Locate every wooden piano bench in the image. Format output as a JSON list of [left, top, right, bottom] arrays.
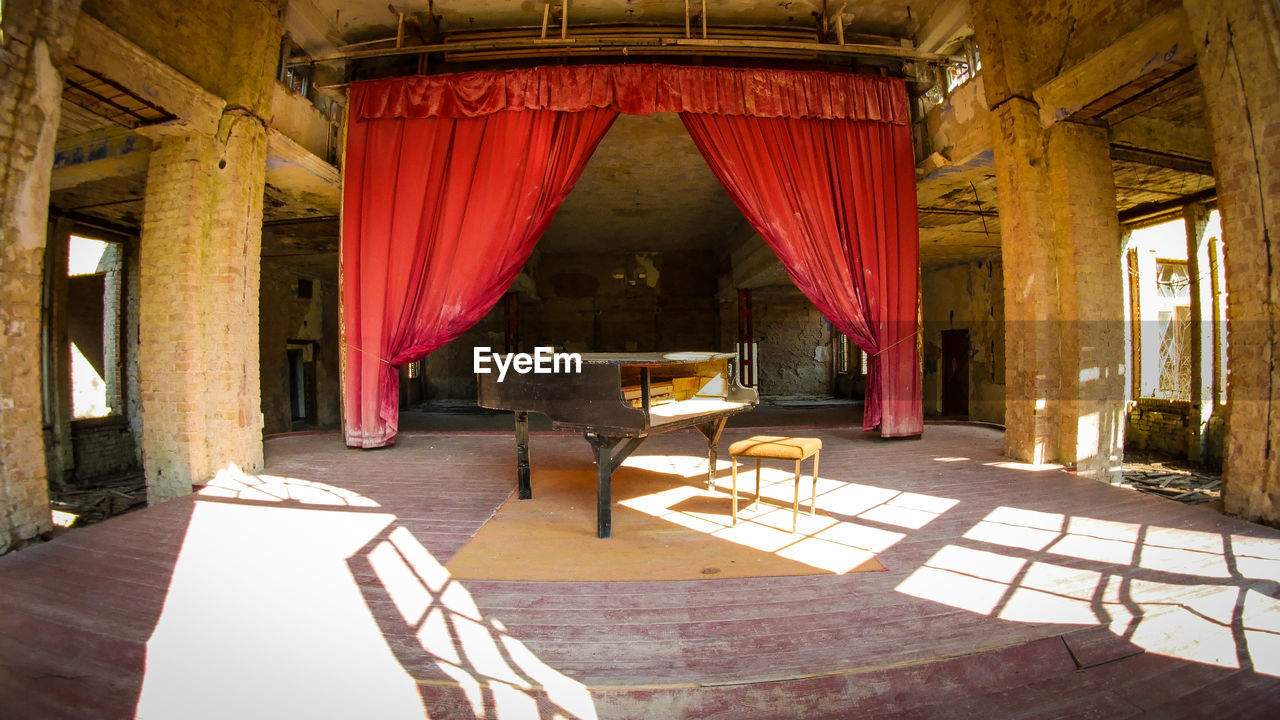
[[728, 436, 821, 533]]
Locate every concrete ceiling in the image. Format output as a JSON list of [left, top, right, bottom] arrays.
[[539, 112, 743, 255], [53, 1, 1220, 280]]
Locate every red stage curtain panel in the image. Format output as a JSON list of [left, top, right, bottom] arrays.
[[681, 112, 923, 437], [352, 64, 908, 124], [342, 103, 617, 447]]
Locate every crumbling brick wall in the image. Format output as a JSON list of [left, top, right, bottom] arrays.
[[1183, 0, 1280, 525], [1126, 399, 1191, 456], [0, 0, 82, 552], [70, 418, 139, 483]]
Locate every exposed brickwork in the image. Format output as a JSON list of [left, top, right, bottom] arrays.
[[1127, 399, 1192, 456], [70, 418, 139, 483], [1125, 398, 1226, 466], [975, 1, 1128, 480], [0, 0, 81, 552], [1047, 122, 1127, 482], [1184, 0, 1280, 525], [1024, 0, 1181, 90], [138, 119, 267, 503], [988, 97, 1062, 465]]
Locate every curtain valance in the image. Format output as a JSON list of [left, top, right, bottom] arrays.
[[351, 64, 908, 123]]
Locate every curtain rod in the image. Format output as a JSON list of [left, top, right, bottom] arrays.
[[291, 35, 959, 68]]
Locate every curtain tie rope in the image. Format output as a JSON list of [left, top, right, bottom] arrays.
[[870, 329, 921, 358], [341, 340, 395, 366]]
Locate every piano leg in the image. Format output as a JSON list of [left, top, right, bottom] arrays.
[[585, 433, 620, 539], [515, 411, 531, 499], [694, 417, 729, 491], [584, 432, 646, 539]]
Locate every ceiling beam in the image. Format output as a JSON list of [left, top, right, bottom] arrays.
[[264, 129, 341, 218], [1118, 187, 1216, 225], [914, 0, 972, 54], [1110, 144, 1213, 176], [1032, 7, 1192, 127], [51, 128, 153, 192], [1109, 114, 1212, 162], [70, 13, 225, 137]]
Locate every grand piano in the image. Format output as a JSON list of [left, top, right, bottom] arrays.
[[478, 352, 759, 538]]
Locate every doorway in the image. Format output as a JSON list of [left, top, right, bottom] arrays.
[[941, 329, 969, 418], [286, 340, 318, 428]]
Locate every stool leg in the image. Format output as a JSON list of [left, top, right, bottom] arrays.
[[792, 458, 801, 532], [810, 451, 819, 516], [753, 458, 761, 511], [731, 456, 738, 526]]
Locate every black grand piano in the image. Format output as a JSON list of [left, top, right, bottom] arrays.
[[478, 352, 759, 538]]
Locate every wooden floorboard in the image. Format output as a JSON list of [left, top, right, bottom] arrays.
[[2, 425, 1279, 718]]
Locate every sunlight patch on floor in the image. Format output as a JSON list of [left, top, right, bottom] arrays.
[[369, 527, 599, 719], [897, 505, 1280, 677], [200, 465, 380, 507], [615, 458, 956, 574], [135, 500, 423, 719]]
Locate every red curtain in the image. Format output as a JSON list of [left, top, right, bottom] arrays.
[[352, 65, 907, 122], [342, 105, 617, 447], [681, 113, 922, 437]]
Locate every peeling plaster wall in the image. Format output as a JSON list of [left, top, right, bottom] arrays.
[[527, 251, 721, 354], [259, 264, 340, 434], [922, 258, 1006, 426], [738, 286, 833, 399], [923, 75, 992, 165], [269, 83, 333, 160], [418, 306, 505, 402], [414, 251, 724, 403]]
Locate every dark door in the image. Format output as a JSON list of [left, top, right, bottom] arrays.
[[941, 329, 969, 418]]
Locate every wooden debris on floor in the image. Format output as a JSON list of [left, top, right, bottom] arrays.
[[49, 471, 147, 528], [1121, 452, 1221, 505]]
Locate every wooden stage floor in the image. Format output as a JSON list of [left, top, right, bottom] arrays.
[[2, 424, 1280, 718]]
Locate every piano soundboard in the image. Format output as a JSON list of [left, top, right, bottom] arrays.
[[477, 352, 759, 538]]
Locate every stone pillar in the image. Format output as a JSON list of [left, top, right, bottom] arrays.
[[989, 99, 1062, 466], [0, 0, 80, 552], [1184, 202, 1213, 464], [138, 117, 267, 503], [1047, 122, 1126, 482], [974, 0, 1126, 481], [1184, 0, 1280, 524]]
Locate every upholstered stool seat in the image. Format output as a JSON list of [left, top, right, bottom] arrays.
[[728, 435, 821, 532]]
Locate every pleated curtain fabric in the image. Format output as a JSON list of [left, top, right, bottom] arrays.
[[341, 105, 617, 447], [679, 113, 922, 436]]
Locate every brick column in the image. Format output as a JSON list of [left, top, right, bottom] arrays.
[[139, 116, 266, 503], [974, 0, 1126, 481], [0, 0, 80, 552], [1184, 202, 1213, 465], [1184, 0, 1280, 524], [1047, 122, 1126, 482], [989, 99, 1062, 465]]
